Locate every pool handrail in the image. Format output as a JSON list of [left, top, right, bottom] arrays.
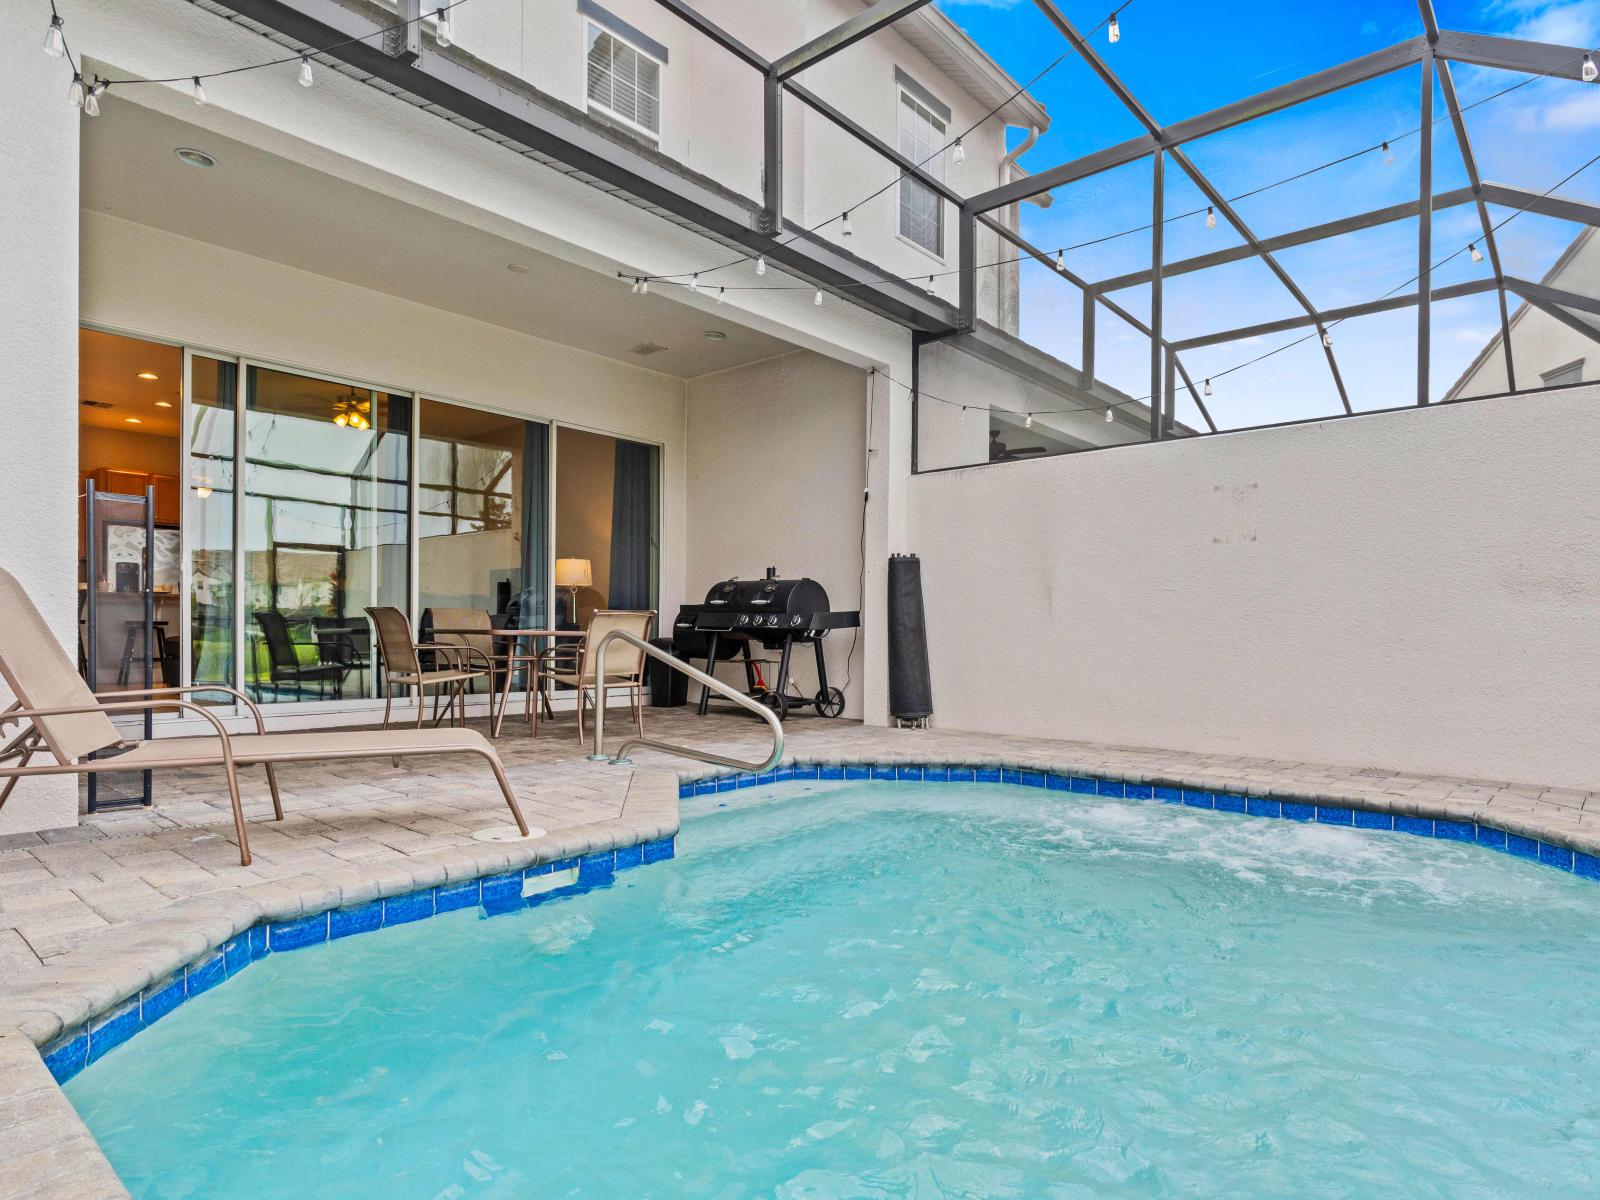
[[586, 630, 783, 773]]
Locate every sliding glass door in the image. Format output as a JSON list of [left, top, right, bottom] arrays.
[[242, 366, 410, 703], [553, 427, 659, 628], [417, 399, 548, 628]]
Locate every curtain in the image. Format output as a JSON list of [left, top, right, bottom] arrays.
[[608, 438, 656, 610], [517, 421, 550, 628]]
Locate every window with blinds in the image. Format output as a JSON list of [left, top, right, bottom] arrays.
[[586, 22, 661, 140], [898, 89, 947, 256]]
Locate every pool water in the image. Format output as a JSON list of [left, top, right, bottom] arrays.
[[68, 781, 1600, 1198]]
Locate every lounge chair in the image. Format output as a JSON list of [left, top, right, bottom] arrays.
[[0, 569, 529, 866]]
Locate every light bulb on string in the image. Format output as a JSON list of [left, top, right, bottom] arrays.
[[953, 138, 965, 165], [68, 73, 85, 108], [1024, 413, 1033, 429], [639, 278, 649, 295], [1107, 13, 1120, 43], [1321, 329, 1333, 348], [1469, 243, 1484, 265], [44, 14, 65, 58], [689, 273, 701, 293], [192, 76, 207, 106], [814, 289, 824, 306], [434, 7, 453, 47], [716, 287, 726, 306], [299, 55, 314, 87], [1104, 406, 1115, 422], [1204, 378, 1213, 397], [1205, 206, 1216, 229], [1054, 248, 1065, 272], [1583, 54, 1597, 83], [755, 255, 767, 276], [841, 211, 853, 237], [1381, 141, 1395, 165], [84, 79, 105, 117], [629, 277, 640, 294], [925, 276, 936, 295]]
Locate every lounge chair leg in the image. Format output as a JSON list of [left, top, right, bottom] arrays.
[[264, 763, 284, 821], [415, 684, 425, 730], [223, 759, 252, 867], [635, 685, 644, 737], [482, 752, 530, 837], [381, 689, 393, 731]]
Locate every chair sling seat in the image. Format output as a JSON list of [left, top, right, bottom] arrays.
[[113, 725, 493, 767]]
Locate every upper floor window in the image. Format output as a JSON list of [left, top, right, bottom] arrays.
[[586, 21, 661, 140], [898, 86, 947, 256]]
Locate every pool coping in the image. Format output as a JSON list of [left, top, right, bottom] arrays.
[[5, 750, 1597, 1198]]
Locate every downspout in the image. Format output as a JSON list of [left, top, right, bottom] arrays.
[[996, 126, 1045, 336], [1000, 126, 1051, 210]]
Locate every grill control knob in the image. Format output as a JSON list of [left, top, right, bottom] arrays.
[[737, 614, 749, 626], [790, 615, 803, 626], [767, 615, 779, 627]]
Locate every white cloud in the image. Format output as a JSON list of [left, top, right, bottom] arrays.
[[1488, 0, 1600, 48]]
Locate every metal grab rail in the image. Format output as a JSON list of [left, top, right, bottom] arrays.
[[585, 630, 783, 772]]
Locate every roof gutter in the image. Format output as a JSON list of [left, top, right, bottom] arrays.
[[1000, 126, 1052, 210]]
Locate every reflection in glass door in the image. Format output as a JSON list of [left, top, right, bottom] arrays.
[[188, 357, 237, 696], [243, 366, 409, 703]]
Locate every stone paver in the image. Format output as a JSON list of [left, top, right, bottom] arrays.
[[0, 705, 1596, 1197]]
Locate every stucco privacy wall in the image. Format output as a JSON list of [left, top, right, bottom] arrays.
[[0, 30, 80, 832], [909, 385, 1600, 791], [685, 352, 870, 717]]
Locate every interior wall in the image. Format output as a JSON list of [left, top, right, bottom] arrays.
[[555, 427, 617, 620], [686, 351, 869, 717], [79, 425, 181, 477], [909, 384, 1600, 790]]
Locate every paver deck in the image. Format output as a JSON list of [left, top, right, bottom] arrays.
[[1, 706, 1596, 1198]]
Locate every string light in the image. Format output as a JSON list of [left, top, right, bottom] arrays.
[[43, 13, 65, 58], [1104, 406, 1115, 422], [1204, 378, 1213, 396], [1205, 206, 1216, 229], [84, 78, 106, 117], [925, 276, 936, 295], [1024, 413, 1034, 428], [1382, 141, 1395, 164], [953, 138, 966, 165], [192, 76, 207, 106], [716, 287, 726, 305], [841, 211, 853, 237], [755, 255, 766, 276], [689, 272, 701, 292], [1321, 329, 1333, 348], [1054, 248, 1065, 272], [1469, 242, 1484, 264], [299, 55, 314, 87], [813, 288, 824, 306], [434, 6, 453, 48], [1584, 54, 1597, 83], [68, 72, 85, 108], [1108, 13, 1120, 43], [639, 278, 649, 295]]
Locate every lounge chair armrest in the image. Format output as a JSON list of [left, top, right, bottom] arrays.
[[0, 699, 236, 766], [98, 684, 270, 735]]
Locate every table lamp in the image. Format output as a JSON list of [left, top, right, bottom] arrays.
[[555, 557, 592, 625]]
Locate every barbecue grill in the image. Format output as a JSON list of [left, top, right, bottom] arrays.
[[676, 568, 858, 719]]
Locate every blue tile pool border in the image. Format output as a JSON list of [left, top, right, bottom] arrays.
[[42, 834, 675, 1087], [680, 763, 1600, 892]]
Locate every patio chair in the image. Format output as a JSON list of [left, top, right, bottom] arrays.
[[312, 616, 372, 698], [426, 608, 538, 729], [365, 607, 485, 730], [254, 610, 347, 700], [536, 610, 654, 742], [0, 568, 529, 867]]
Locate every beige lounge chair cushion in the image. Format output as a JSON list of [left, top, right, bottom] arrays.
[[114, 725, 494, 767]]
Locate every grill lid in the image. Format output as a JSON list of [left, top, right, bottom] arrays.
[[702, 568, 829, 614]]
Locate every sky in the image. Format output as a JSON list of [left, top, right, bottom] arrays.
[[927, 0, 1600, 427]]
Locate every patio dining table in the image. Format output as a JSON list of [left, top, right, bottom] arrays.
[[430, 626, 586, 738]]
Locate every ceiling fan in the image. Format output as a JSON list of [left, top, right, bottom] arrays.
[[989, 428, 1047, 463]]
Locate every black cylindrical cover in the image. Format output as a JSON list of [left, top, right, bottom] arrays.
[[887, 553, 933, 721]]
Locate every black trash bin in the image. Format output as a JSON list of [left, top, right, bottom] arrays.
[[647, 636, 690, 707]]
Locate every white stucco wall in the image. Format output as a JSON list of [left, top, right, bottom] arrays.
[[909, 385, 1600, 791], [685, 351, 869, 716], [0, 30, 81, 832]]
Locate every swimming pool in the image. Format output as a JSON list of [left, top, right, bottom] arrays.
[[67, 778, 1600, 1197]]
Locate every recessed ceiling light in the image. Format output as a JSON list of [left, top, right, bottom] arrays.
[[137, 371, 159, 380], [124, 417, 142, 424], [154, 400, 174, 408], [174, 147, 216, 169], [507, 262, 530, 274], [703, 330, 727, 341]]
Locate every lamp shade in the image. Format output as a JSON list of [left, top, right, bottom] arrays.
[[555, 557, 593, 589]]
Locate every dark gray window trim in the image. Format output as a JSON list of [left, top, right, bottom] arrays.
[[579, 0, 668, 63], [894, 67, 950, 125]]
